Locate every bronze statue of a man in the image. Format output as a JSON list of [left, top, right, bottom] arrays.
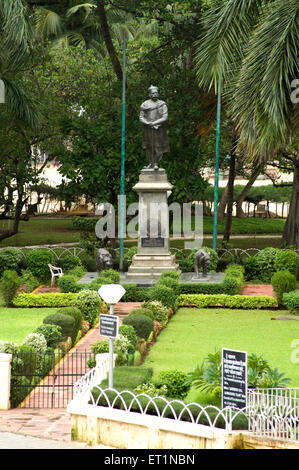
[[139, 85, 170, 170]]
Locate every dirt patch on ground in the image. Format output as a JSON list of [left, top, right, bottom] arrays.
[[271, 315, 299, 321], [34, 286, 61, 294]]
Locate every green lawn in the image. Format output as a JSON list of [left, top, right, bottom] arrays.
[[143, 307, 299, 402], [0, 292, 57, 344], [0, 217, 80, 247], [0, 215, 284, 248]]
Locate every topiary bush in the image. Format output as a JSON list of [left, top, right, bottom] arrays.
[[43, 313, 75, 341], [158, 369, 191, 399], [274, 250, 298, 277], [76, 289, 101, 327], [22, 333, 47, 365], [122, 313, 154, 340], [142, 300, 169, 326], [98, 269, 120, 283], [243, 256, 261, 281], [0, 248, 24, 277], [271, 270, 297, 305], [26, 248, 55, 283], [34, 324, 62, 349], [129, 307, 155, 320], [56, 254, 83, 273], [0, 269, 22, 306], [57, 274, 81, 293], [56, 306, 83, 346], [283, 290, 299, 314], [156, 276, 179, 292], [147, 284, 177, 311], [255, 247, 279, 283]]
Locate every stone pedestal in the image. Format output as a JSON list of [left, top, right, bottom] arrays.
[[126, 168, 180, 279]]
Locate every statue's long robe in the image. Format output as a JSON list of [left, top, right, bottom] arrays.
[[139, 99, 170, 164]]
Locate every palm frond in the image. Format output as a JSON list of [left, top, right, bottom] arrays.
[[34, 8, 64, 38], [66, 3, 97, 23], [2, 77, 42, 130]]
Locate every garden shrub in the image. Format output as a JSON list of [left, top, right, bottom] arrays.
[[56, 254, 83, 273], [243, 256, 261, 281], [283, 290, 299, 314], [155, 276, 179, 292], [26, 248, 55, 283], [57, 274, 81, 293], [124, 246, 138, 265], [56, 306, 83, 346], [159, 271, 180, 281], [79, 253, 97, 272], [0, 247, 24, 277], [274, 250, 298, 277], [0, 269, 22, 306], [22, 333, 47, 364], [142, 300, 169, 326], [134, 383, 168, 397], [12, 292, 77, 307], [66, 265, 86, 280], [76, 289, 101, 326], [158, 369, 190, 399], [129, 307, 155, 320], [88, 334, 131, 367], [271, 270, 297, 305], [178, 293, 278, 309], [34, 324, 62, 348], [43, 313, 75, 341], [98, 269, 120, 283], [122, 313, 154, 340], [147, 285, 177, 311], [18, 269, 40, 293], [88, 276, 114, 291], [255, 247, 279, 282], [118, 324, 138, 353], [121, 284, 149, 302]]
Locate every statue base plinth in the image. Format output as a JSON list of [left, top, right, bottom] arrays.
[[127, 253, 180, 279], [191, 275, 210, 282]]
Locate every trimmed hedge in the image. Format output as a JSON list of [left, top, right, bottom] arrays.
[[12, 292, 78, 307], [177, 294, 278, 309]]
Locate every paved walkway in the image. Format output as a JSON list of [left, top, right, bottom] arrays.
[[241, 284, 274, 296], [0, 302, 141, 448]]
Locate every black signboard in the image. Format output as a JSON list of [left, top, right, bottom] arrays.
[[222, 348, 247, 409], [141, 237, 165, 248], [99, 314, 119, 338]]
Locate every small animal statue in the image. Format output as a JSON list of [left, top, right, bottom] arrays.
[[96, 248, 113, 271], [194, 249, 211, 279]]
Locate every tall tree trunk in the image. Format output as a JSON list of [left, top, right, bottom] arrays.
[[222, 135, 238, 245], [218, 184, 229, 221], [236, 163, 264, 217], [283, 160, 299, 251], [97, 1, 123, 82]]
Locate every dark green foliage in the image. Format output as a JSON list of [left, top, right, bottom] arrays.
[[0, 270, 22, 306], [243, 256, 261, 281], [255, 247, 279, 283], [159, 271, 180, 281], [56, 254, 83, 272], [157, 369, 191, 400], [121, 284, 150, 302], [0, 248, 24, 277], [274, 250, 298, 277], [147, 285, 177, 311], [57, 274, 81, 293], [43, 313, 75, 341], [34, 324, 62, 348], [129, 307, 155, 320], [26, 249, 55, 283], [271, 270, 297, 305], [118, 325, 138, 352], [98, 269, 120, 283], [56, 306, 83, 346], [283, 290, 299, 314], [122, 314, 154, 340], [156, 276, 179, 292], [76, 289, 101, 326]]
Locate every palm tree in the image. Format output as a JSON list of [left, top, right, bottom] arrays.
[[0, 0, 41, 128], [195, 0, 299, 248]]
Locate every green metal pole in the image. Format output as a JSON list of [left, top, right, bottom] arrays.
[[119, 34, 126, 271], [212, 78, 222, 252]]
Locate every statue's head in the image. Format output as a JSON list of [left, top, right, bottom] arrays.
[[148, 85, 159, 100]]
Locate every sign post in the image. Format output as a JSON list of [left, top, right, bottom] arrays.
[[222, 348, 247, 410]]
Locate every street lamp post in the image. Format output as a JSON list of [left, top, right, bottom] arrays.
[[213, 78, 222, 252], [98, 284, 126, 388]]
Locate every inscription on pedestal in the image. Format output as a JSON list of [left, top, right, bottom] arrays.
[[141, 237, 165, 248]]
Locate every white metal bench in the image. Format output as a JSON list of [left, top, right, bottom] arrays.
[[48, 264, 63, 287]]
